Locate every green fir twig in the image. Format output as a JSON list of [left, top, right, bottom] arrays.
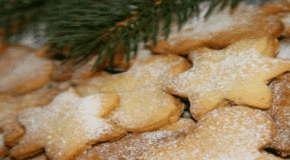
[[0, 0, 243, 70]]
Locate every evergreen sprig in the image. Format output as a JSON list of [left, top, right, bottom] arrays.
[[1, 0, 245, 70]]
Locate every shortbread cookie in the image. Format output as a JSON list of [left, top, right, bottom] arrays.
[[140, 106, 280, 160], [109, 90, 184, 132], [77, 54, 191, 94], [0, 46, 55, 94], [260, 0, 290, 15], [0, 44, 34, 77], [77, 54, 191, 132], [0, 102, 25, 147], [266, 72, 290, 157], [17, 81, 70, 109], [77, 118, 196, 160], [149, 2, 284, 55], [10, 88, 126, 160], [0, 102, 25, 158], [163, 37, 290, 120], [260, 1, 290, 37]]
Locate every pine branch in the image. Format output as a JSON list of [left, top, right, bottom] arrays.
[[1, 0, 249, 70]]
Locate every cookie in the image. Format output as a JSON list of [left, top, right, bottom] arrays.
[[266, 72, 290, 157], [0, 82, 70, 149], [10, 88, 126, 160], [0, 44, 34, 77], [0, 102, 25, 146], [148, 2, 284, 55], [140, 106, 280, 160], [163, 37, 290, 120], [76, 118, 196, 160], [77, 54, 191, 132], [260, 0, 290, 15], [0, 102, 25, 158], [0, 45, 55, 95], [109, 90, 184, 132], [77, 54, 191, 94], [17, 81, 70, 109]]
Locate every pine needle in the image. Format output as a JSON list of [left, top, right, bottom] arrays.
[[0, 0, 244, 70]]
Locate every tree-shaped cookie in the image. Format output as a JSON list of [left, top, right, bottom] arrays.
[[140, 106, 281, 160], [163, 37, 290, 120], [10, 88, 126, 160], [77, 54, 191, 132]]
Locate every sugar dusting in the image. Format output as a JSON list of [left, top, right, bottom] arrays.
[[267, 73, 290, 155], [15, 89, 120, 159], [167, 2, 257, 43], [277, 40, 290, 59], [83, 55, 191, 94], [123, 54, 191, 91], [164, 43, 290, 114], [140, 106, 276, 160], [77, 118, 196, 160]]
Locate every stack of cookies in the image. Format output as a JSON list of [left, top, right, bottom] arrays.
[[2, 1, 290, 159]]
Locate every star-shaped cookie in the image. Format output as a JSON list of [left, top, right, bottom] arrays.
[[163, 37, 290, 120], [77, 55, 191, 132], [10, 88, 126, 160], [140, 106, 280, 160]]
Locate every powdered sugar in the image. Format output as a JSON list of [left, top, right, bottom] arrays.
[[140, 106, 276, 160], [278, 40, 290, 59], [163, 38, 290, 119], [167, 2, 257, 43], [77, 118, 195, 160], [12, 89, 124, 159]]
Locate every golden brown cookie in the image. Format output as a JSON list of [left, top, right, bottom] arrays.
[[77, 54, 191, 132], [0, 102, 25, 159], [266, 72, 290, 157], [139, 106, 280, 160], [77, 54, 191, 94], [0, 103, 25, 147], [10, 88, 126, 160], [17, 81, 70, 109], [163, 37, 290, 120], [149, 2, 284, 55], [260, 0, 290, 15], [0, 46, 55, 95], [76, 118, 196, 160]]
